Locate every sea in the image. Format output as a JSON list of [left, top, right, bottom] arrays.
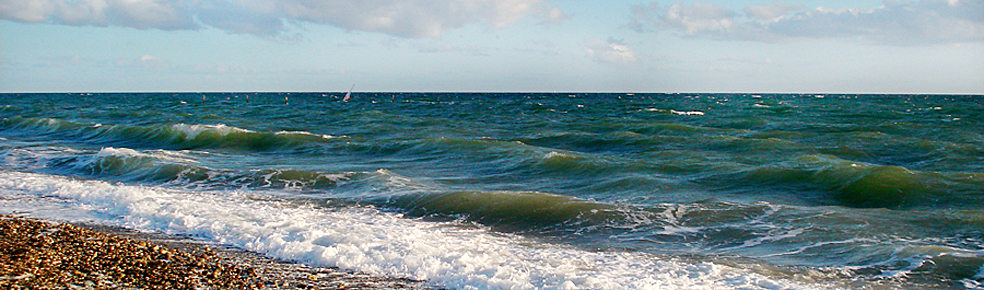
[[0, 92, 982, 289]]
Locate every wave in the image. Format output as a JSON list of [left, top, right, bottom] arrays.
[[64, 147, 210, 182], [722, 154, 984, 209], [0, 171, 823, 290], [0, 117, 341, 152], [642, 108, 705, 116], [418, 137, 648, 175], [3, 145, 980, 287], [877, 244, 984, 283], [6, 116, 981, 213], [2, 143, 641, 233], [0, 146, 379, 196], [518, 130, 688, 156], [378, 190, 620, 232]]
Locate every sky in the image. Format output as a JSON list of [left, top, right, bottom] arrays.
[[1, 0, 982, 94]]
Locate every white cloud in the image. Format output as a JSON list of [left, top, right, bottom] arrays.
[[276, 0, 559, 38], [743, 2, 805, 23], [537, 5, 571, 25], [107, 0, 197, 30], [663, 2, 736, 34], [0, 0, 563, 38], [629, 2, 736, 34], [584, 37, 638, 65], [0, 1, 51, 22], [116, 54, 169, 69], [0, 0, 198, 30], [629, 0, 984, 46], [195, 0, 285, 36]]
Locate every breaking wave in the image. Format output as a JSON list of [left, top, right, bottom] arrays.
[[0, 117, 340, 152]]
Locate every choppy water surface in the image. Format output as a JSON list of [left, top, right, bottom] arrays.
[[1, 93, 982, 289]]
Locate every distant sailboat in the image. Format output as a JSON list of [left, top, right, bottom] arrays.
[[343, 84, 355, 102]]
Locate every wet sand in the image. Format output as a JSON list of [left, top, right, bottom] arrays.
[[0, 215, 433, 289]]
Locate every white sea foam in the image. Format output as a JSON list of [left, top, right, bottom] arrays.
[[543, 151, 576, 160], [147, 149, 201, 163], [275, 130, 336, 139], [655, 225, 701, 236], [733, 228, 806, 249], [962, 279, 982, 289], [1, 146, 82, 170], [171, 124, 252, 140], [89, 147, 199, 164], [94, 147, 143, 157], [0, 171, 821, 290], [645, 108, 707, 116], [670, 110, 705, 116], [876, 245, 984, 280]]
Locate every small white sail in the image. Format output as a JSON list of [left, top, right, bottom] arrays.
[[343, 84, 355, 101]]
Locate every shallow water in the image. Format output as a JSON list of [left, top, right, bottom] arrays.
[[1, 93, 982, 289]]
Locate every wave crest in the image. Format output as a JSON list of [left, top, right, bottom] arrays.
[[382, 190, 617, 231], [1, 117, 342, 152], [733, 154, 984, 209]]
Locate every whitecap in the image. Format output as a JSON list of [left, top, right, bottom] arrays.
[[0, 171, 821, 290], [275, 130, 336, 139], [543, 151, 576, 160], [670, 110, 705, 116], [95, 147, 198, 164], [171, 124, 252, 140]]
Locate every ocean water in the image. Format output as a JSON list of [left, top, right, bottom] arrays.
[[0, 92, 982, 289]]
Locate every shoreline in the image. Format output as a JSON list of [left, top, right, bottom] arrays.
[[0, 214, 433, 289]]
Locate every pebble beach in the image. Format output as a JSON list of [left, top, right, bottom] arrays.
[[2, 93, 982, 289], [0, 215, 431, 289]]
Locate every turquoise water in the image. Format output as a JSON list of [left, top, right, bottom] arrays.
[[1, 93, 982, 289]]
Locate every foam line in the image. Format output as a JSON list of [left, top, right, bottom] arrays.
[[0, 171, 816, 290]]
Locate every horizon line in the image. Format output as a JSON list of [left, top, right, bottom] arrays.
[[2, 91, 983, 96]]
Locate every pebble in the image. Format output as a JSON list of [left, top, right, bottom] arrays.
[[0, 215, 438, 289]]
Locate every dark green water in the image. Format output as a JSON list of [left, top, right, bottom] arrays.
[[1, 93, 982, 289]]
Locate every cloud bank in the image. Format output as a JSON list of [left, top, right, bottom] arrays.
[[0, 0, 197, 30], [629, 0, 984, 45], [0, 0, 563, 38], [584, 37, 638, 65]]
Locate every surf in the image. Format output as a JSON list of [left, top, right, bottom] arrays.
[[2, 92, 983, 289], [0, 171, 826, 290]]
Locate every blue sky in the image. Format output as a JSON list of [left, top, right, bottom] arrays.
[[2, 0, 982, 93]]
